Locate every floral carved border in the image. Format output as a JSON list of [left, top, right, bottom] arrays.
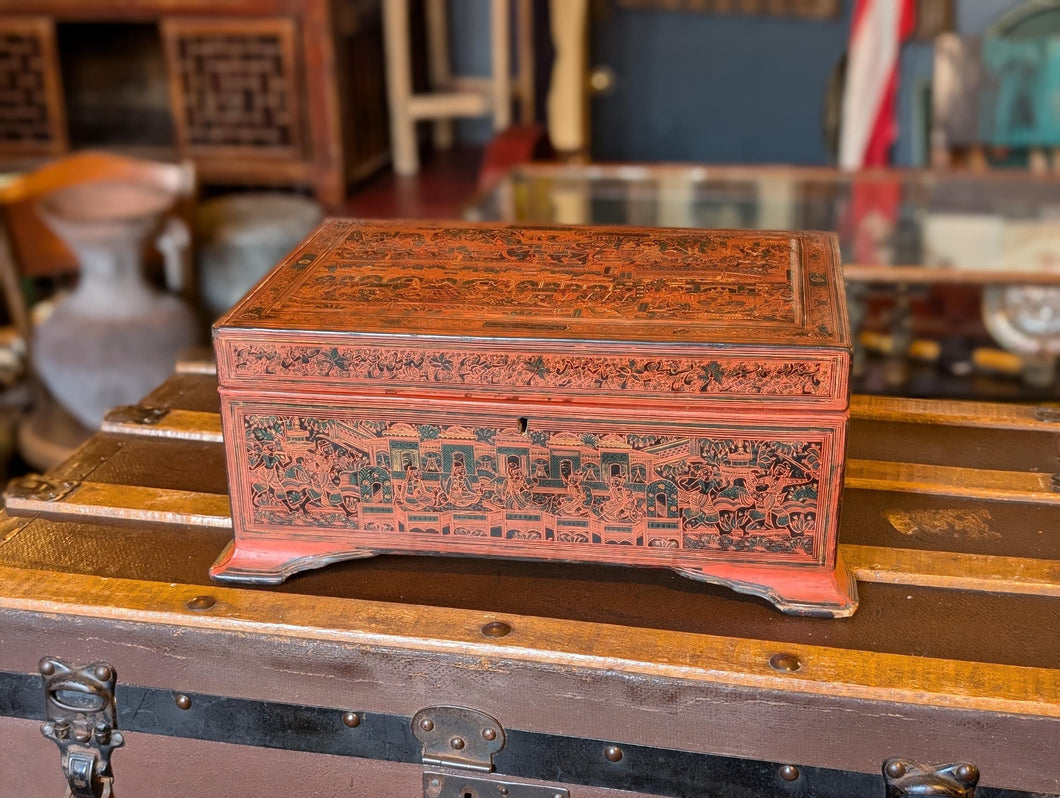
[[221, 341, 843, 402]]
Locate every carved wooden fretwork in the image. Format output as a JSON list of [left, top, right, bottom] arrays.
[[0, 19, 65, 155], [163, 19, 301, 156]]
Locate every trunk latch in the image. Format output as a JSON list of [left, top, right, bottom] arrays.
[[412, 705, 505, 772], [39, 657, 124, 798]]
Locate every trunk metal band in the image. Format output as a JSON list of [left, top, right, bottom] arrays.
[[0, 669, 1041, 798]]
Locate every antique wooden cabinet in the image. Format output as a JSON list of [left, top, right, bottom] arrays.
[[212, 221, 856, 616], [0, 0, 388, 207], [0, 363, 1057, 797]]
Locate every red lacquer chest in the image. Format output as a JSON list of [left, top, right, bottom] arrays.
[[212, 220, 856, 616]]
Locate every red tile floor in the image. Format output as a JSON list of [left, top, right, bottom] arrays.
[[340, 147, 484, 220]]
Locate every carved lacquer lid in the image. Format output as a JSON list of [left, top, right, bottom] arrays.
[[216, 220, 851, 410]]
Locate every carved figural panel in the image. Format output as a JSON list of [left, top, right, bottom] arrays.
[[235, 410, 832, 561], [213, 222, 856, 617]]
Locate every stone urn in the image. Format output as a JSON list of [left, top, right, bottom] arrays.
[[33, 181, 199, 429], [196, 192, 323, 319]]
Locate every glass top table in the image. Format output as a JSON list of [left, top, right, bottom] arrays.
[[464, 163, 1060, 399], [465, 163, 1060, 286]]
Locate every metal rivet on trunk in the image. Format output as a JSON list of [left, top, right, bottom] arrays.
[[603, 745, 623, 762], [779, 765, 800, 781], [885, 761, 906, 779], [185, 595, 216, 611], [175, 694, 192, 710], [481, 621, 512, 638], [449, 736, 465, 750], [769, 653, 802, 672], [342, 712, 361, 728]]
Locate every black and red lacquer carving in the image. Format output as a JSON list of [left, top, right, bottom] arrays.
[[213, 221, 856, 616]]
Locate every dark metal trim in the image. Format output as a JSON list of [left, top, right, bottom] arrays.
[[103, 405, 169, 426], [413, 706, 505, 772], [885, 758, 980, 798], [424, 771, 568, 798], [0, 670, 1044, 798]]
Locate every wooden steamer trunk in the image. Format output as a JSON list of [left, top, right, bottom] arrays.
[[212, 220, 856, 616], [0, 360, 1058, 798]]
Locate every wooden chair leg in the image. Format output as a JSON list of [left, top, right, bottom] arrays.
[[516, 0, 535, 124], [547, 0, 589, 156], [0, 224, 29, 352], [382, 0, 419, 175], [490, 0, 511, 131], [425, 0, 454, 149]]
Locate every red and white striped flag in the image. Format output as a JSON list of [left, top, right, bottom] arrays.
[[838, 0, 916, 169]]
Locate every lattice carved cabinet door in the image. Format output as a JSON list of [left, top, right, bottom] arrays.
[[0, 18, 67, 157], [161, 18, 303, 160]]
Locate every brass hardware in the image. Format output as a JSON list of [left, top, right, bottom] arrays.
[[342, 711, 361, 728], [39, 657, 124, 798], [779, 765, 800, 781], [481, 621, 512, 638], [5, 474, 79, 503], [588, 65, 616, 95], [174, 694, 192, 710], [603, 745, 623, 762], [423, 772, 568, 798], [185, 595, 216, 611], [103, 405, 168, 426], [883, 758, 979, 798], [412, 706, 505, 772], [769, 653, 803, 672]]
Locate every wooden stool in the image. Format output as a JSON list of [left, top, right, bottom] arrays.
[[382, 0, 533, 175]]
